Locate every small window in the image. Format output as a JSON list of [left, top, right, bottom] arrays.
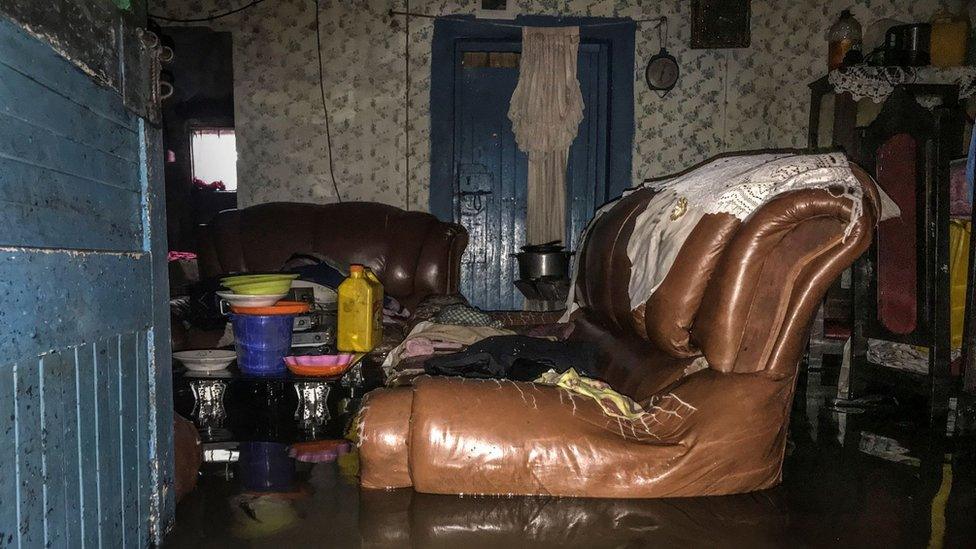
[[191, 128, 238, 191]]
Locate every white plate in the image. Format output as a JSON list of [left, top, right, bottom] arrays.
[[173, 350, 237, 371], [216, 291, 288, 308]]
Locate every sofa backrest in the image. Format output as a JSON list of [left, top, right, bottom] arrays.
[[196, 201, 468, 309], [572, 166, 878, 381]]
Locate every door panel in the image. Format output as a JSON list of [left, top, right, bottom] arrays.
[[454, 41, 609, 311], [455, 45, 526, 311], [566, 44, 608, 253], [0, 16, 168, 547]]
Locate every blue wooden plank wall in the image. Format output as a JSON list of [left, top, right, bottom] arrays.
[[0, 16, 167, 547]]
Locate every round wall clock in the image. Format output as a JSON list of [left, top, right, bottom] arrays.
[[645, 47, 679, 96]]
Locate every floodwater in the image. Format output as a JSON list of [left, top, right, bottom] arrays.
[[166, 368, 975, 548]]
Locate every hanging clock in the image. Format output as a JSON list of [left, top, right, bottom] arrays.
[[645, 17, 679, 97], [645, 48, 679, 95]]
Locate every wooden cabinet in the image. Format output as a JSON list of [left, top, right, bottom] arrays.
[[808, 77, 967, 423]]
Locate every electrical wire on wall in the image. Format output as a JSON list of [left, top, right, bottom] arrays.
[[314, 0, 343, 202], [151, 0, 344, 202], [404, 0, 411, 210], [148, 0, 271, 22]]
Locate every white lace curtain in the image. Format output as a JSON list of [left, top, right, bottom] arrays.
[[508, 26, 584, 245]]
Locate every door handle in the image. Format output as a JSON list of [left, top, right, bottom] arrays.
[[460, 190, 492, 214]]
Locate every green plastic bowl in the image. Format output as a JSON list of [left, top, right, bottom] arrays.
[[221, 273, 299, 286], [224, 279, 295, 295]]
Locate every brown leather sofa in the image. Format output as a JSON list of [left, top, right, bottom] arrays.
[[196, 201, 468, 310], [171, 201, 467, 351], [357, 165, 879, 498]]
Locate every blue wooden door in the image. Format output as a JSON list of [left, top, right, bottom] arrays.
[[0, 17, 173, 547], [454, 40, 609, 311]]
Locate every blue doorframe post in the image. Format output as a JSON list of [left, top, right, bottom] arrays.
[[429, 15, 636, 222], [142, 121, 176, 541]]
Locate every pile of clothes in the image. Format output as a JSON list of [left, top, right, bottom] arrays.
[[381, 294, 597, 386]]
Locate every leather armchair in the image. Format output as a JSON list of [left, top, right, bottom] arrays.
[[196, 201, 468, 309], [357, 165, 879, 498]]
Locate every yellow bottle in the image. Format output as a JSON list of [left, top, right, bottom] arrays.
[[931, 8, 969, 67], [337, 264, 383, 352]]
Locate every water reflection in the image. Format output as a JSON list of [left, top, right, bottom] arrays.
[[360, 489, 790, 548], [169, 434, 974, 548]]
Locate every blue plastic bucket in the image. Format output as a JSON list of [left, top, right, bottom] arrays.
[[229, 313, 294, 376], [238, 441, 295, 492]]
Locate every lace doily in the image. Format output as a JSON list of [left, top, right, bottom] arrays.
[[561, 153, 867, 317], [647, 153, 863, 237], [828, 66, 976, 103]]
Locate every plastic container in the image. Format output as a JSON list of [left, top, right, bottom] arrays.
[[229, 300, 311, 315], [827, 9, 862, 70], [930, 8, 969, 67], [337, 264, 383, 352], [238, 442, 295, 492], [949, 220, 970, 349], [229, 313, 295, 375]]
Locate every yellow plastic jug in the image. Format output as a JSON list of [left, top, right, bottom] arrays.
[[949, 220, 970, 349], [337, 264, 383, 352]]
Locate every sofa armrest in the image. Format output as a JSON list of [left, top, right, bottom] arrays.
[[413, 222, 468, 303], [359, 387, 415, 489], [405, 376, 687, 497], [487, 310, 564, 328], [692, 176, 878, 376]]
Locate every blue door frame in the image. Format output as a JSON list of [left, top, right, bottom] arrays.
[[430, 15, 634, 309], [429, 15, 635, 222], [0, 16, 174, 546]]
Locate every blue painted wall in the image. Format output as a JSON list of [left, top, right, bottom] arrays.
[[0, 16, 172, 547]]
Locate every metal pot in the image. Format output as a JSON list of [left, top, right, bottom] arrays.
[[512, 249, 573, 280]]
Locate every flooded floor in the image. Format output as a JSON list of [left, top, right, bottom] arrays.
[[166, 368, 976, 548]]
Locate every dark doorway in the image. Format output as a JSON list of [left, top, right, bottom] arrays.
[[160, 26, 236, 253], [430, 16, 635, 310]]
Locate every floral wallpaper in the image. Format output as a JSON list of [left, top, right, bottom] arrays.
[[151, 0, 954, 210]]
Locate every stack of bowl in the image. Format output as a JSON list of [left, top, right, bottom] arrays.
[[219, 274, 308, 376], [217, 273, 299, 308]]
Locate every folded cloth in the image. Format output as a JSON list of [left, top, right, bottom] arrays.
[[401, 337, 465, 360], [424, 335, 599, 382], [281, 252, 347, 288], [535, 368, 698, 437], [535, 368, 646, 420], [380, 321, 516, 375], [408, 294, 470, 330], [434, 303, 504, 328]]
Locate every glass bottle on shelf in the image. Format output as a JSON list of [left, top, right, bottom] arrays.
[[827, 9, 863, 71]]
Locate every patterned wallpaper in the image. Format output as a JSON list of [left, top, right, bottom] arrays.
[[151, 0, 953, 210]]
